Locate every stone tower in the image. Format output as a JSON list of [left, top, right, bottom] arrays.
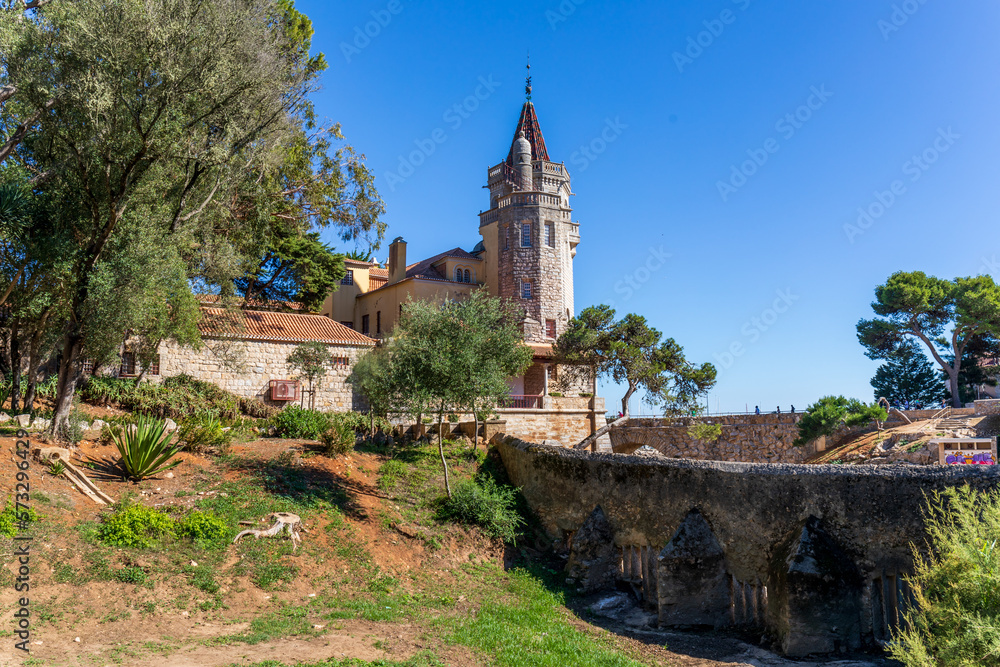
[[478, 85, 579, 343]]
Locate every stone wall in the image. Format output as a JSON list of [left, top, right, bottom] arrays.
[[158, 338, 370, 411], [498, 438, 1000, 656], [975, 399, 1000, 416], [608, 415, 806, 463]]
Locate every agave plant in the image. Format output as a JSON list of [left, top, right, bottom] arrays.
[[111, 415, 183, 480]]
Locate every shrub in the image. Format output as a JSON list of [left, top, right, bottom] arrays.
[[81, 374, 247, 420], [98, 502, 175, 548], [269, 405, 332, 439], [0, 502, 39, 538], [320, 420, 355, 456], [793, 396, 888, 446], [688, 421, 722, 443], [890, 486, 1000, 666], [178, 414, 231, 455], [114, 566, 148, 585], [437, 477, 523, 542], [111, 414, 183, 480], [238, 396, 278, 419], [177, 510, 229, 546]]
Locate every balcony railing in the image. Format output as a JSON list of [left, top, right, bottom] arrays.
[[500, 394, 543, 409]]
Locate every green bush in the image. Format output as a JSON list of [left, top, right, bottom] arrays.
[[98, 502, 176, 548], [320, 420, 355, 456], [688, 421, 722, 443], [177, 510, 229, 546], [793, 396, 888, 446], [178, 414, 231, 455], [0, 502, 39, 538], [269, 405, 332, 439], [237, 396, 278, 419], [114, 565, 147, 585], [890, 486, 1000, 666], [81, 374, 244, 420], [111, 414, 183, 480], [438, 477, 523, 542]]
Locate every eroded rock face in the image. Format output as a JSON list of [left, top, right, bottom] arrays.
[[565, 505, 618, 594], [657, 508, 731, 628], [767, 516, 862, 657]]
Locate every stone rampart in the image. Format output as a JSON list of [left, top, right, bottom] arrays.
[[609, 415, 805, 463], [498, 438, 1000, 656]]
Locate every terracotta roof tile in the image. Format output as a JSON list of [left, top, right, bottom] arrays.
[[369, 267, 388, 278], [198, 294, 305, 311], [198, 307, 375, 346]]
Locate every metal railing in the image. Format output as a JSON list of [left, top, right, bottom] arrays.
[[500, 394, 543, 409]]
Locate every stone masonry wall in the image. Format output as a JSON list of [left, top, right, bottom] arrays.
[[498, 438, 1000, 655], [158, 338, 370, 411], [608, 415, 806, 463]]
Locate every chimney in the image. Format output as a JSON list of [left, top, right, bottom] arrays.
[[388, 237, 407, 285]]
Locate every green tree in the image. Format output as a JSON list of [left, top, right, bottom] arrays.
[[857, 271, 1000, 408], [554, 305, 717, 417], [347, 346, 399, 436], [1, 0, 384, 435], [871, 342, 947, 407], [793, 396, 888, 447], [940, 335, 1000, 404], [385, 294, 531, 497], [286, 341, 330, 410], [235, 229, 345, 312]]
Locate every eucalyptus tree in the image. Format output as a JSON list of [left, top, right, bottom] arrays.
[[1, 0, 384, 435]]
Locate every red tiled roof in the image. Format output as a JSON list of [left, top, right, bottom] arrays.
[[198, 294, 305, 311], [369, 267, 388, 278], [505, 101, 549, 166], [198, 308, 376, 346]]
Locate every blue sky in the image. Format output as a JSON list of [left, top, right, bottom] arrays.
[[299, 0, 1000, 414]]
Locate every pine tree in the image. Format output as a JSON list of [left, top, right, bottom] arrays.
[[871, 343, 946, 408]]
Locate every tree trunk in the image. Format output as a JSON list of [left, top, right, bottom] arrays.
[[9, 319, 21, 414], [947, 367, 962, 408], [51, 331, 84, 437], [472, 404, 480, 452], [437, 402, 451, 498], [621, 383, 636, 417], [22, 321, 47, 414]]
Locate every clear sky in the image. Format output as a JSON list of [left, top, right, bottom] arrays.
[[298, 0, 1000, 414]]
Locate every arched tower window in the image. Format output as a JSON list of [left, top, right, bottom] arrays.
[[464, 269, 470, 283], [455, 267, 463, 282]]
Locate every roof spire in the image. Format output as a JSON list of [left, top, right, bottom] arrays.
[[525, 53, 532, 101]]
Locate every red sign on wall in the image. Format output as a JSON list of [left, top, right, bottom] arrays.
[[269, 379, 300, 401]]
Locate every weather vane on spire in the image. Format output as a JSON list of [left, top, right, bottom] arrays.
[[525, 53, 532, 101]]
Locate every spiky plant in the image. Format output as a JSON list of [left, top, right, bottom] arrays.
[[111, 415, 183, 480]]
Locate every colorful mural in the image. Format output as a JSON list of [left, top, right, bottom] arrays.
[[945, 451, 996, 465]]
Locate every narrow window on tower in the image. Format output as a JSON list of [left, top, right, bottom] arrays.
[[521, 280, 532, 300], [362, 314, 370, 335], [504, 225, 509, 250], [545, 223, 554, 247], [464, 269, 470, 283], [545, 319, 556, 338], [376, 311, 381, 335], [521, 222, 532, 247], [455, 267, 462, 282]]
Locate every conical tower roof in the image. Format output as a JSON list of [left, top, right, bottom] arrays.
[[505, 101, 549, 167]]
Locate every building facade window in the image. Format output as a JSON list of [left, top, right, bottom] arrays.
[[521, 280, 532, 300], [504, 225, 509, 250], [464, 269, 470, 283], [341, 270, 354, 286], [149, 354, 160, 376], [521, 222, 532, 247], [376, 311, 381, 335], [120, 351, 136, 376], [81, 359, 94, 375], [545, 319, 556, 338], [362, 314, 370, 335], [545, 222, 554, 247], [455, 267, 462, 282], [340, 321, 354, 330]]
